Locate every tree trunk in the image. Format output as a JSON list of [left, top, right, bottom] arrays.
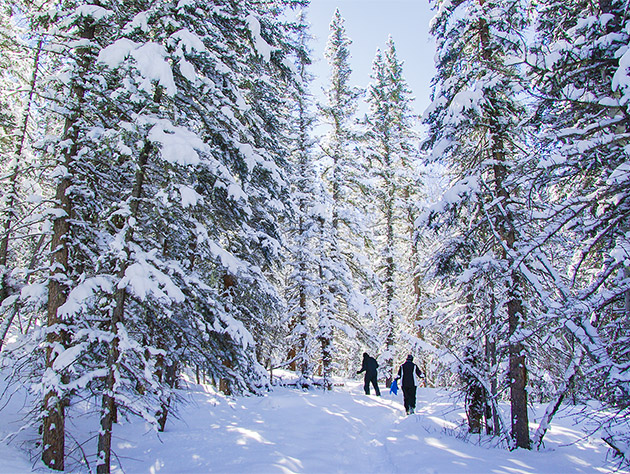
[[463, 292, 484, 433], [317, 214, 334, 391], [507, 279, 530, 448], [217, 273, 237, 396], [97, 139, 151, 474], [466, 381, 485, 434], [493, 161, 530, 448], [287, 265, 301, 372], [291, 253, 309, 377], [43, 18, 95, 468], [42, 138, 72, 473], [156, 354, 178, 432], [485, 290, 499, 436], [479, 1, 530, 442], [406, 186, 423, 339], [96, 283, 126, 474], [219, 358, 233, 395], [298, 280, 309, 379], [384, 179, 396, 388], [625, 267, 630, 319], [317, 249, 334, 391], [319, 332, 333, 391]]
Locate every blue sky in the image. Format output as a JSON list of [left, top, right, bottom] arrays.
[[306, 0, 436, 118]]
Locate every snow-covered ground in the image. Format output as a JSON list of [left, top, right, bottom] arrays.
[[0, 373, 626, 473]]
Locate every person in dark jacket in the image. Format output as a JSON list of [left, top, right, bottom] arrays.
[[395, 354, 423, 414], [357, 352, 381, 396]]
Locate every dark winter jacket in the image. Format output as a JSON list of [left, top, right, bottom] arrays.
[[397, 360, 423, 387], [358, 354, 378, 378]]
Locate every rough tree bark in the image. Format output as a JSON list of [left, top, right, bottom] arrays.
[[463, 291, 485, 433], [383, 160, 396, 388], [484, 290, 499, 435], [478, 0, 530, 448], [42, 19, 95, 470]]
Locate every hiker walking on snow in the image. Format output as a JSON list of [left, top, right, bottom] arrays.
[[395, 354, 423, 415], [357, 352, 381, 396]]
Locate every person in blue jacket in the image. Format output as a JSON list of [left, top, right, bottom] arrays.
[[395, 354, 424, 414], [357, 352, 381, 396]]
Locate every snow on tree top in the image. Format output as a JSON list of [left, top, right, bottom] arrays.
[[246, 15, 272, 62], [72, 5, 113, 21], [147, 119, 207, 166], [98, 40, 177, 96]]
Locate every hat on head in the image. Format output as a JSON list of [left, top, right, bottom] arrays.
[[406, 354, 413, 361]]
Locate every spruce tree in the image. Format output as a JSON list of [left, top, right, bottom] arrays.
[[39, 3, 110, 468], [425, 0, 532, 448], [0, 2, 47, 349], [365, 37, 419, 385], [529, 0, 630, 458], [284, 6, 319, 386], [318, 8, 374, 388]]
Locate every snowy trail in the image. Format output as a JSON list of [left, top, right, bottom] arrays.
[[109, 380, 617, 474], [114, 381, 404, 473], [0, 376, 623, 473]]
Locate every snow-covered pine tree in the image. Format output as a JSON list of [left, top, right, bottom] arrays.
[[364, 37, 419, 385], [408, 163, 451, 386], [529, 0, 630, 459], [89, 0, 306, 469], [0, 0, 305, 470], [424, 0, 532, 448], [20, 3, 191, 470], [283, 6, 320, 387], [35, 3, 114, 469], [222, 0, 305, 384], [0, 4, 25, 306], [318, 8, 375, 388]]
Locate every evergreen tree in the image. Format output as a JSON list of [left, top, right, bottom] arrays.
[[529, 0, 630, 458], [0, 2, 47, 350], [284, 6, 319, 387], [364, 37, 419, 385], [38, 3, 110, 468], [424, 0, 532, 448], [318, 9, 374, 388]]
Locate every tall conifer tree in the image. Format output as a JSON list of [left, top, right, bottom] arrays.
[[365, 37, 419, 384], [529, 0, 630, 457], [424, 0, 532, 448], [0, 1, 47, 350], [318, 9, 374, 388], [284, 6, 319, 386]]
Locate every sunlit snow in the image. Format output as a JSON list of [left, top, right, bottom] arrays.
[[0, 372, 618, 473]]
